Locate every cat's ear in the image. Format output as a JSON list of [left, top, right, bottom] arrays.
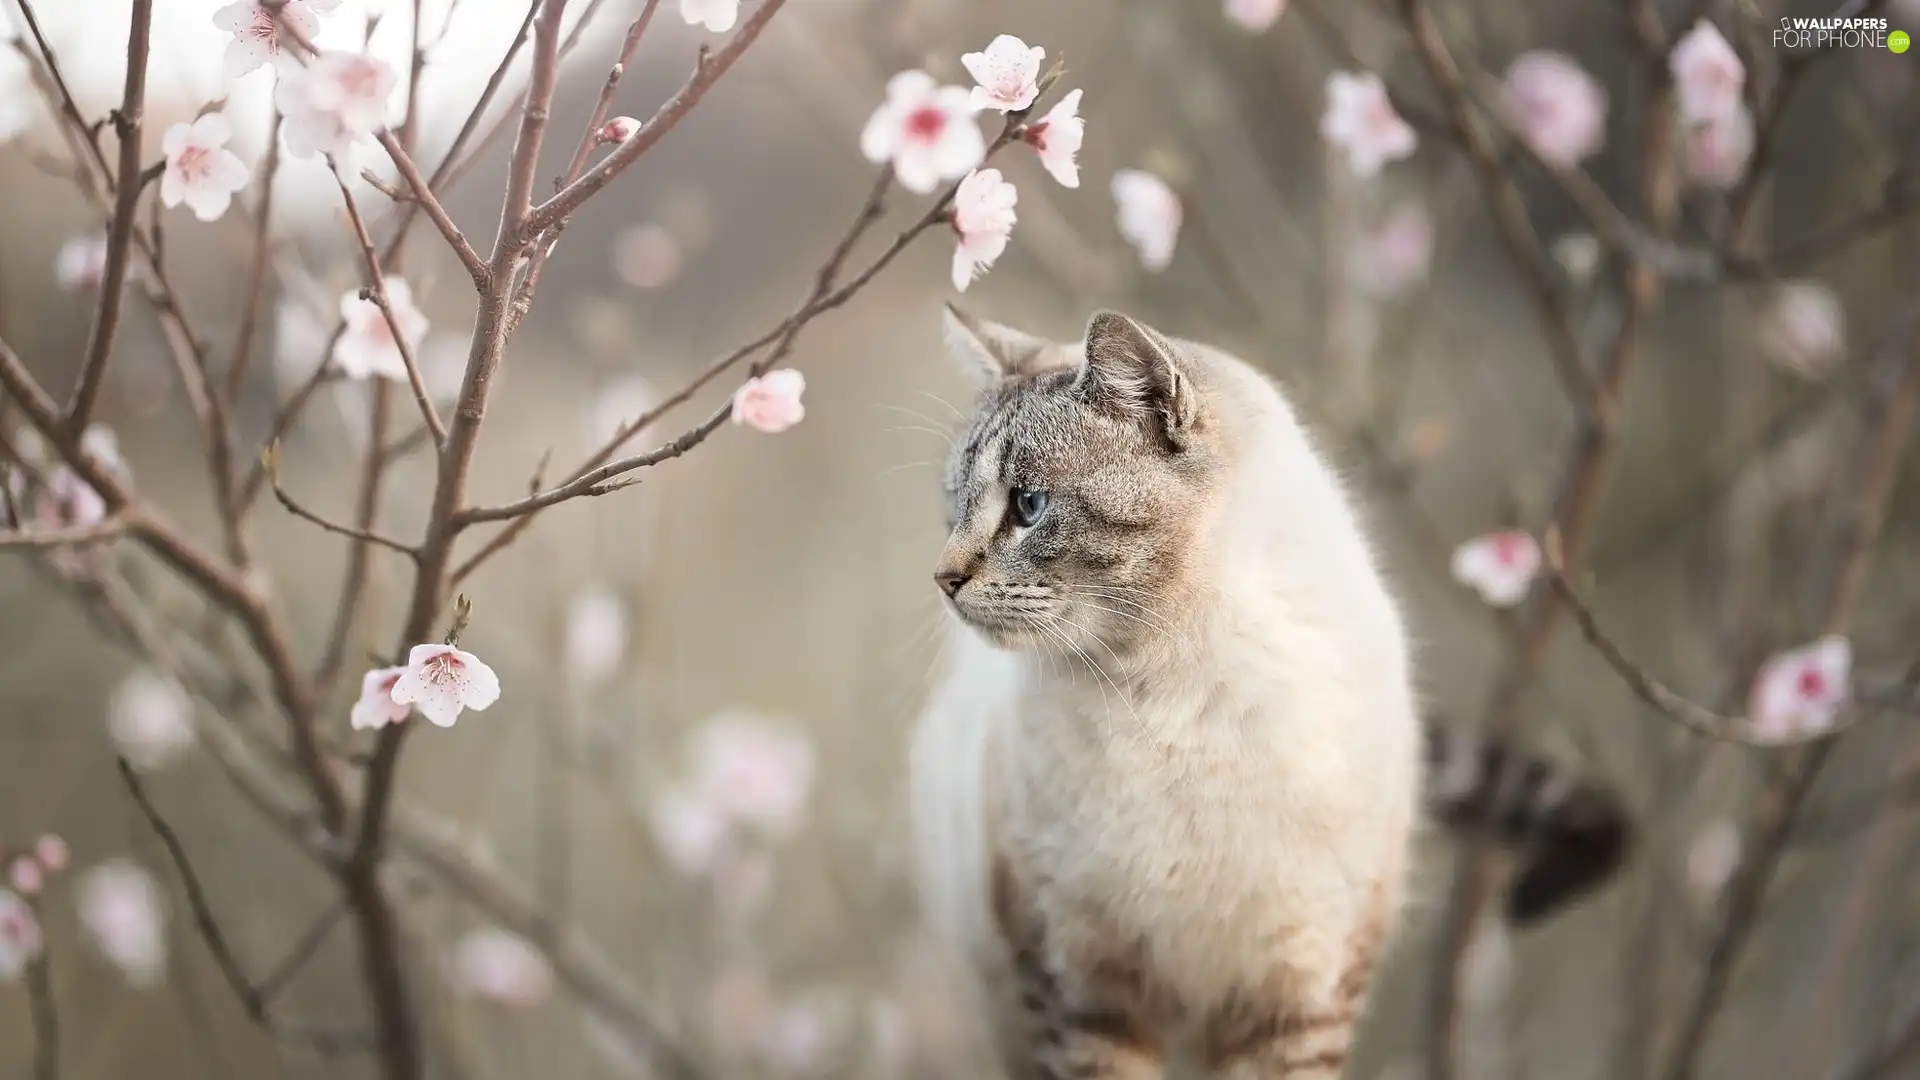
[[941, 304, 1054, 384], [1078, 311, 1201, 449]]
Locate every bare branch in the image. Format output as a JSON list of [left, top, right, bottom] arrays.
[[375, 130, 490, 286], [225, 110, 285, 403], [264, 443, 415, 558], [63, 0, 154, 434], [523, 0, 791, 236], [328, 165, 448, 449], [0, 512, 133, 549]]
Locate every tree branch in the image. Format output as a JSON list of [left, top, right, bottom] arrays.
[[62, 0, 153, 434]]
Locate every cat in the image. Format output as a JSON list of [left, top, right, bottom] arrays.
[[909, 307, 1628, 1080]]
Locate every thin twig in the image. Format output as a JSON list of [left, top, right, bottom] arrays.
[[265, 444, 415, 558], [26, 942, 58, 1080], [226, 110, 285, 404], [375, 131, 489, 286], [328, 165, 447, 448], [0, 512, 133, 549], [63, 0, 153, 434]]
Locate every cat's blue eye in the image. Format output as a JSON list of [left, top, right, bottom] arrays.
[[1011, 488, 1050, 527]]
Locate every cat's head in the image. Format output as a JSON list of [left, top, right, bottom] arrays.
[[931, 306, 1227, 656]]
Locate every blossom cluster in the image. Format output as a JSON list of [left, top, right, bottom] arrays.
[[0, 849, 169, 990]]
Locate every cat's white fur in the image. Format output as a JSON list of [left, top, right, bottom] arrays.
[[911, 324, 1421, 1077]]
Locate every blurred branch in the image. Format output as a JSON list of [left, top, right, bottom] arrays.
[[1660, 331, 1920, 1080], [0, 512, 133, 549], [1394, 0, 1593, 413], [225, 110, 284, 403], [374, 130, 490, 286], [26, 936, 57, 1080], [60, 0, 152, 435]]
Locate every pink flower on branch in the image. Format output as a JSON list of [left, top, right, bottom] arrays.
[[1502, 51, 1608, 169], [1321, 71, 1417, 177], [1746, 636, 1851, 745], [962, 35, 1045, 114], [160, 114, 250, 223], [1671, 19, 1745, 122], [350, 666, 411, 731], [600, 115, 641, 144], [0, 889, 42, 982], [389, 644, 501, 728], [731, 370, 806, 433], [335, 278, 428, 381], [680, 0, 739, 33], [77, 859, 168, 986], [1111, 168, 1181, 272], [950, 168, 1018, 292], [1025, 88, 1084, 188], [276, 50, 397, 163], [1225, 0, 1287, 32], [861, 71, 985, 195], [1449, 530, 1541, 608], [211, 0, 320, 79]]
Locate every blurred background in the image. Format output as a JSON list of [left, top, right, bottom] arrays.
[[3, 0, 1920, 1078]]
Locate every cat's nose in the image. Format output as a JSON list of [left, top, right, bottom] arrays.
[[935, 570, 970, 597]]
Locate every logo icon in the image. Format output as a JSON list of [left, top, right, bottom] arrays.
[[1893, 29, 1912, 53]]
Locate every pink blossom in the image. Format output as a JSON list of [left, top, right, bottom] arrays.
[[35, 466, 107, 533], [0, 889, 42, 982], [212, 0, 320, 79], [1747, 636, 1851, 744], [1685, 819, 1740, 903], [389, 644, 501, 728], [33, 836, 69, 874], [1025, 88, 1084, 188], [77, 859, 167, 986], [1449, 530, 1541, 608], [680, 0, 739, 32], [1224, 0, 1287, 32], [1759, 280, 1846, 380], [760, 999, 832, 1077], [615, 224, 684, 289], [450, 928, 552, 1006], [1671, 20, 1745, 122], [731, 370, 807, 434], [276, 50, 397, 162], [55, 235, 109, 293], [961, 35, 1045, 114], [160, 114, 250, 223], [601, 115, 641, 143], [1351, 203, 1434, 299], [1321, 71, 1417, 177], [8, 860, 43, 897], [950, 168, 1018, 292], [690, 715, 816, 837], [649, 785, 730, 876], [335, 278, 428, 381], [861, 71, 985, 195], [108, 669, 196, 772], [1503, 51, 1608, 169], [1111, 168, 1181, 272], [565, 586, 629, 684], [350, 666, 410, 731], [1681, 106, 1753, 190]]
